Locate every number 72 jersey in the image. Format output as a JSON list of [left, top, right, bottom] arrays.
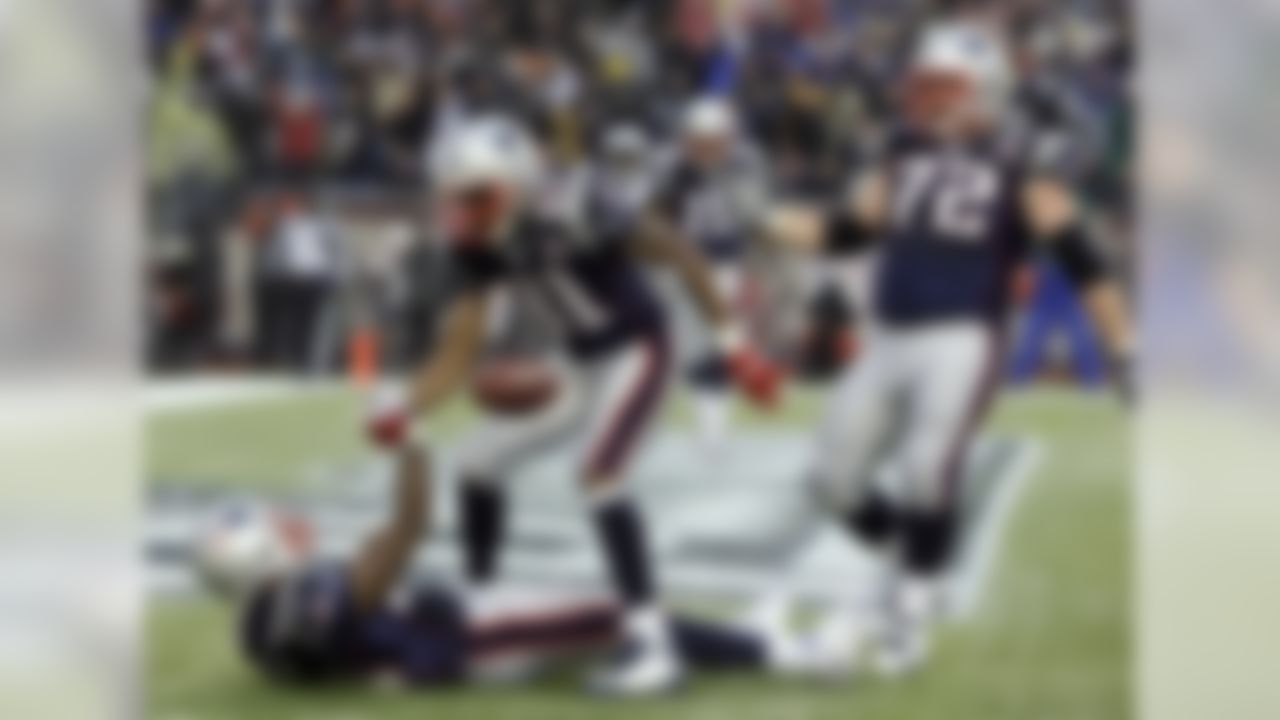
[[873, 129, 1034, 328]]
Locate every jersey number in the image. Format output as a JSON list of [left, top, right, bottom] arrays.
[[893, 156, 1001, 243]]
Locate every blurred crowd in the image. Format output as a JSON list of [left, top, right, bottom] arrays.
[[146, 0, 1133, 377]]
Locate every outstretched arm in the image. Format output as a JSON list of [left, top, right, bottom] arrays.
[[629, 211, 730, 330], [1022, 178, 1135, 355], [408, 291, 490, 414], [349, 443, 432, 611], [1022, 177, 1136, 395], [629, 212, 782, 406], [765, 170, 888, 254], [366, 291, 490, 447]]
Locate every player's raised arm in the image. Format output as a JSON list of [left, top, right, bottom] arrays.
[[409, 290, 490, 414], [630, 211, 730, 329], [1022, 176, 1136, 398], [348, 442, 432, 611], [766, 169, 888, 255], [364, 291, 489, 447]]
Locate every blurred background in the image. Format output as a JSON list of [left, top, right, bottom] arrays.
[[145, 0, 1134, 386]]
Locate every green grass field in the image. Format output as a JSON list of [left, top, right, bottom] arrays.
[[147, 385, 1129, 720]]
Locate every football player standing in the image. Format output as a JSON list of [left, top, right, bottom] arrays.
[[777, 21, 1134, 677], [654, 97, 774, 453], [366, 116, 780, 695]]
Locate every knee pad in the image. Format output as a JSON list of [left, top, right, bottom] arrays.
[[844, 491, 900, 547], [901, 508, 959, 576]]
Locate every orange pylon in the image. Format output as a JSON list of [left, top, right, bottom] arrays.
[[348, 325, 379, 387]]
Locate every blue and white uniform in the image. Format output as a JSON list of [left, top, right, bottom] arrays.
[[652, 145, 769, 446], [815, 127, 1032, 511], [874, 130, 1032, 327], [239, 561, 774, 686], [655, 144, 770, 266], [449, 211, 672, 481], [240, 561, 468, 685], [654, 144, 769, 334]]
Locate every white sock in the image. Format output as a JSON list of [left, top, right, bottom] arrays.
[[463, 582, 501, 623], [897, 574, 945, 625], [624, 604, 673, 652], [694, 391, 731, 448]]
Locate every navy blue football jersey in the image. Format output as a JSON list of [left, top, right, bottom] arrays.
[[239, 561, 467, 686], [450, 215, 665, 359], [873, 129, 1034, 326], [654, 145, 769, 263]]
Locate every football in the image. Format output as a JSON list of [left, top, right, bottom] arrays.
[[472, 356, 560, 415]]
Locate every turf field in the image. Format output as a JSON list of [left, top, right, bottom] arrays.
[[146, 383, 1129, 720]]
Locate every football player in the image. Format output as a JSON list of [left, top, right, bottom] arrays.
[[776, 21, 1134, 676], [366, 116, 780, 695], [194, 437, 848, 690], [654, 97, 773, 452]]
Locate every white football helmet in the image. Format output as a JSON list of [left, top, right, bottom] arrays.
[[192, 500, 313, 600], [682, 96, 738, 140], [429, 115, 543, 194], [428, 116, 543, 242], [906, 21, 1013, 129], [681, 96, 739, 170]]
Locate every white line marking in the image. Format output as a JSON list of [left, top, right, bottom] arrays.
[[144, 378, 337, 413], [948, 438, 1044, 619]]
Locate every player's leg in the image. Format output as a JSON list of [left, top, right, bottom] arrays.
[[464, 594, 842, 683], [466, 595, 622, 681], [690, 263, 743, 452], [467, 598, 847, 682], [669, 605, 855, 679], [797, 334, 914, 670], [809, 333, 907, 558], [452, 358, 586, 601], [880, 322, 998, 676], [574, 333, 679, 695]]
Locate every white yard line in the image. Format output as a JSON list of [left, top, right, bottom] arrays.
[[144, 377, 340, 413], [150, 428, 1044, 620], [948, 438, 1044, 620]]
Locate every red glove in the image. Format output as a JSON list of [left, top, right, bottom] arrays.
[[365, 384, 412, 448], [727, 347, 783, 408], [718, 325, 783, 408]]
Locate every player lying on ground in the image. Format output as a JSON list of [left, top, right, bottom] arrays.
[[769, 20, 1135, 678], [193, 440, 848, 689], [364, 117, 781, 695]]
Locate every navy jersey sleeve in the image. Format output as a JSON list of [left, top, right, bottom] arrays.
[[239, 562, 361, 683], [448, 246, 508, 293]]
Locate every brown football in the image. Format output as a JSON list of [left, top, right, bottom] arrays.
[[472, 356, 559, 415]]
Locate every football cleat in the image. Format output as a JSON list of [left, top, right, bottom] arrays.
[[871, 576, 945, 679], [872, 616, 932, 679], [796, 605, 868, 681], [586, 638, 685, 698]]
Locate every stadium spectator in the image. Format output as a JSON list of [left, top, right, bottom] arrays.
[[254, 189, 345, 372]]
